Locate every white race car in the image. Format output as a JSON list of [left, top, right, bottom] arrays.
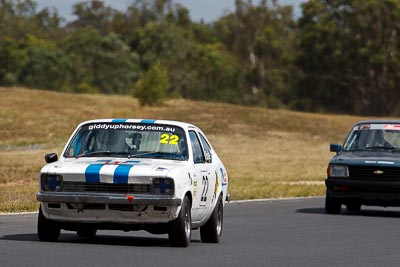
[[36, 119, 229, 247]]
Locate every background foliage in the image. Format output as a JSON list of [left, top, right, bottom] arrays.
[[1, 0, 400, 115]]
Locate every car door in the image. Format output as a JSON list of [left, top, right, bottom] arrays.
[[197, 132, 223, 212], [188, 130, 215, 223]]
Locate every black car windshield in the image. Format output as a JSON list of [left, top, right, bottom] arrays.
[[64, 123, 188, 160], [343, 124, 400, 152]]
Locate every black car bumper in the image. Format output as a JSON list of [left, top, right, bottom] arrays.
[[325, 178, 400, 206]]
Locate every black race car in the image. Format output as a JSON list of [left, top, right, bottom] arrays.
[[325, 120, 400, 214]]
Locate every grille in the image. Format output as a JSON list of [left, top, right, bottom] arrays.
[[349, 166, 400, 181], [62, 181, 151, 194]]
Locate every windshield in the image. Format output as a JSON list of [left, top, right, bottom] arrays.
[[64, 123, 188, 160], [343, 124, 400, 151]]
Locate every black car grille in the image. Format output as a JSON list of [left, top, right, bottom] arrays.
[[349, 166, 400, 181], [62, 181, 151, 194]]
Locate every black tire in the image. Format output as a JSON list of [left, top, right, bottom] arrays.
[[168, 196, 191, 247], [77, 225, 97, 239], [325, 193, 341, 214], [200, 195, 223, 243], [346, 203, 361, 213], [37, 206, 61, 242]]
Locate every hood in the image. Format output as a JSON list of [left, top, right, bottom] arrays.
[[332, 151, 400, 167], [41, 158, 187, 184]]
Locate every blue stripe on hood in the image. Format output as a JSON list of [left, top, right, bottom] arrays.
[[113, 164, 134, 184], [85, 164, 103, 183]]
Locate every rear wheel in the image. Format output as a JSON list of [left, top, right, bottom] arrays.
[[200, 195, 223, 243], [325, 193, 341, 214], [346, 203, 361, 213], [168, 196, 191, 247], [37, 206, 61, 242]]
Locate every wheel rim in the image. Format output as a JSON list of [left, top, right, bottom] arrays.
[[184, 203, 191, 238], [216, 202, 222, 236]]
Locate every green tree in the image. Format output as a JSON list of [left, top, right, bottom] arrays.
[[0, 0, 64, 41], [180, 43, 242, 103], [132, 20, 242, 103], [214, 0, 294, 107], [62, 28, 102, 92], [63, 28, 139, 94], [0, 38, 22, 86], [294, 0, 400, 115], [132, 21, 193, 98], [18, 35, 71, 90], [70, 0, 116, 35], [133, 61, 169, 106], [0, 0, 66, 88], [92, 33, 140, 94], [111, 0, 175, 43], [33, 7, 65, 40]]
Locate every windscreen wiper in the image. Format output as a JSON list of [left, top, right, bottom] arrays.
[[75, 151, 112, 158], [347, 149, 369, 152], [128, 152, 158, 159], [364, 146, 394, 151]]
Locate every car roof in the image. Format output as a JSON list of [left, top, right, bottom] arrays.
[[78, 118, 199, 131], [355, 119, 400, 125]]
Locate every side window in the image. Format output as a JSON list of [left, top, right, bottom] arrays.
[[189, 131, 205, 164], [66, 130, 91, 157], [199, 133, 212, 155]]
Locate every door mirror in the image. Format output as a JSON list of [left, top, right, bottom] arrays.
[[330, 144, 342, 153], [45, 153, 58, 163]]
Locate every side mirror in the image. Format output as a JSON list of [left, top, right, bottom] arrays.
[[45, 153, 58, 163], [204, 152, 212, 163], [330, 144, 342, 153]]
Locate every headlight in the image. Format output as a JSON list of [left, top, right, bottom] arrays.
[[41, 174, 63, 192], [151, 178, 174, 195], [329, 164, 349, 178]]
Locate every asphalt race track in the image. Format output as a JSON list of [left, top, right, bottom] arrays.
[[2, 197, 400, 266]]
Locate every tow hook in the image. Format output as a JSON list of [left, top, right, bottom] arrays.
[[77, 203, 84, 213]]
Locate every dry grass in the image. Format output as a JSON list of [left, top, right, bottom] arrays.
[[0, 182, 39, 212], [0, 87, 371, 212]]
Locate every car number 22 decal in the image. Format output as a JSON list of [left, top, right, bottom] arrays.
[[200, 175, 209, 206], [160, 133, 179, 145]]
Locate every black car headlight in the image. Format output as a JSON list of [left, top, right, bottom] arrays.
[[329, 164, 349, 178], [41, 174, 63, 192], [151, 178, 174, 195]]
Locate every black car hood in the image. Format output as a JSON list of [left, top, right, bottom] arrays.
[[331, 151, 400, 167]]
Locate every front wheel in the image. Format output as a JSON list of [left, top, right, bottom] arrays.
[[325, 193, 341, 214], [37, 206, 60, 242], [168, 196, 191, 247], [200, 195, 223, 243]]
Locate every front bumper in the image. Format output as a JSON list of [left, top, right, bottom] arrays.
[[325, 178, 400, 205], [37, 192, 181, 206], [37, 192, 182, 223]]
